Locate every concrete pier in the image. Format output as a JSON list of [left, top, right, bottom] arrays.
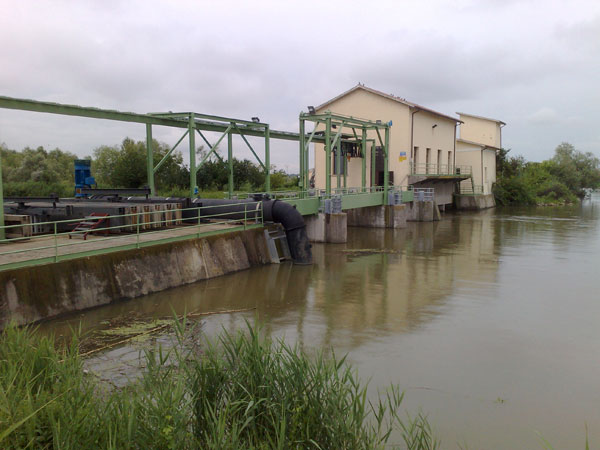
[[305, 213, 347, 243], [454, 194, 496, 210], [346, 205, 408, 229]]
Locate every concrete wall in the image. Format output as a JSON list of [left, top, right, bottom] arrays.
[[346, 204, 408, 229], [0, 228, 271, 327], [454, 194, 496, 210], [458, 114, 502, 148], [456, 142, 497, 195], [412, 110, 456, 173]]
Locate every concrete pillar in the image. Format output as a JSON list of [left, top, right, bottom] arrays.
[[386, 204, 408, 228], [305, 212, 347, 243], [325, 212, 347, 243], [305, 213, 326, 243], [407, 201, 436, 222], [347, 206, 386, 228]]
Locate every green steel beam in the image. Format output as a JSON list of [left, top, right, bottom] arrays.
[[153, 129, 189, 174], [153, 111, 268, 128], [299, 118, 305, 191], [341, 192, 385, 210], [384, 127, 390, 204], [371, 141, 376, 187], [0, 95, 331, 144], [146, 124, 155, 195], [0, 96, 190, 129], [331, 125, 344, 190], [196, 130, 224, 162], [228, 128, 233, 198], [301, 112, 390, 129], [325, 116, 332, 195], [265, 126, 271, 192], [198, 125, 232, 168], [233, 124, 265, 169], [282, 197, 320, 216], [189, 113, 197, 197], [361, 129, 367, 190]]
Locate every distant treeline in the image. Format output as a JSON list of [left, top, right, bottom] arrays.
[[494, 142, 600, 205], [0, 138, 298, 197]]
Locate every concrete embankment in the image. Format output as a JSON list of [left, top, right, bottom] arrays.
[[0, 228, 270, 327], [454, 194, 496, 210]]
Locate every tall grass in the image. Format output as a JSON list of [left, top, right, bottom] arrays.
[[0, 320, 439, 449]]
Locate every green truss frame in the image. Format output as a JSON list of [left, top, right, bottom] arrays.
[[0, 95, 322, 237], [298, 111, 390, 198], [0, 97, 395, 239]]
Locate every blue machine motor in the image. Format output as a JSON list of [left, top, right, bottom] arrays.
[[74, 159, 96, 197]]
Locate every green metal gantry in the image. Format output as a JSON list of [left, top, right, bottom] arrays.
[[298, 111, 390, 199], [0, 96, 394, 237]]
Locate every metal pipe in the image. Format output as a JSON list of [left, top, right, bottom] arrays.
[[191, 197, 312, 265]]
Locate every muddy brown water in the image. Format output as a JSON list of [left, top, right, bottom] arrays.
[[39, 194, 600, 448]]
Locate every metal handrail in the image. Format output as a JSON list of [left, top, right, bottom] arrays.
[[410, 163, 472, 176], [0, 201, 263, 270], [459, 185, 484, 195]]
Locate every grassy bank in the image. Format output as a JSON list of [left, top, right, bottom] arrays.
[[0, 320, 438, 449]]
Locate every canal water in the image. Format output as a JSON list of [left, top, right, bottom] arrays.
[[42, 194, 600, 448]]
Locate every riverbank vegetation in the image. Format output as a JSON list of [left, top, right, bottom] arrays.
[[0, 139, 298, 198], [0, 320, 438, 449], [494, 143, 600, 206]]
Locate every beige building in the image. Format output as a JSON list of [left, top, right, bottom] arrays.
[[455, 112, 505, 195], [312, 85, 463, 206], [315, 84, 459, 192]]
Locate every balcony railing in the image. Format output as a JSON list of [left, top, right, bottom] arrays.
[[459, 185, 484, 195], [410, 163, 472, 176]]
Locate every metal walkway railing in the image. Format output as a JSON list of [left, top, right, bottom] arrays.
[[0, 201, 263, 272]]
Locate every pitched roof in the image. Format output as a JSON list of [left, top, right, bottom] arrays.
[[315, 84, 462, 123], [456, 112, 506, 126]]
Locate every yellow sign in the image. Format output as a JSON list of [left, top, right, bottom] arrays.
[[399, 156, 407, 162]]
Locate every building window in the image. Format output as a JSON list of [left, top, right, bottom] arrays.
[[413, 146, 419, 164], [448, 151, 452, 170], [437, 149, 442, 173], [426, 148, 431, 173]]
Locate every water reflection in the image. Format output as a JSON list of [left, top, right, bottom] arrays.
[[39, 194, 600, 448]]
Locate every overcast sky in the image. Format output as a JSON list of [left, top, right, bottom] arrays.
[[1, 0, 599, 171]]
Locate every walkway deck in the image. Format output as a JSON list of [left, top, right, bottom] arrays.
[[0, 223, 252, 271]]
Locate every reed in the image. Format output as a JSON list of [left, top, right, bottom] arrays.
[[0, 320, 439, 449]]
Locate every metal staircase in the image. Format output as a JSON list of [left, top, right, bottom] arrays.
[[69, 213, 110, 240]]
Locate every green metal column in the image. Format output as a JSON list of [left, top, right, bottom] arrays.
[[325, 117, 331, 195], [336, 138, 341, 189], [299, 118, 305, 192], [383, 127, 390, 204], [146, 124, 155, 195], [265, 125, 271, 193], [0, 150, 4, 240], [305, 134, 309, 191], [228, 125, 233, 198], [361, 129, 367, 191], [188, 113, 196, 197], [371, 141, 376, 188]]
